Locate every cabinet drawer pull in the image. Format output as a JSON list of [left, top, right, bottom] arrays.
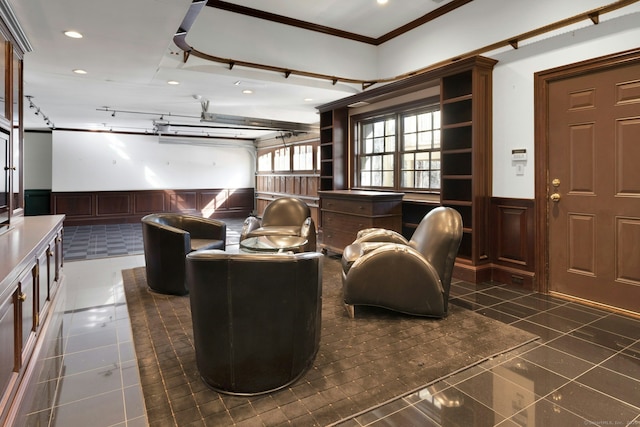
[[18, 293, 27, 302]]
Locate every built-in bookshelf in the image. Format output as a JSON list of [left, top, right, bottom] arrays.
[[319, 108, 348, 191], [317, 56, 497, 283], [440, 59, 495, 278]]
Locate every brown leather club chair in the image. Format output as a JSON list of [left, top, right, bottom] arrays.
[[186, 250, 323, 395], [141, 213, 226, 295], [341, 207, 463, 318], [240, 197, 316, 251]]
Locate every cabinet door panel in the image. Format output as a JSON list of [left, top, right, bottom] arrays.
[[19, 267, 36, 352], [0, 296, 15, 394]]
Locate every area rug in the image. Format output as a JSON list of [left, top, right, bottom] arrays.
[[123, 255, 537, 427]]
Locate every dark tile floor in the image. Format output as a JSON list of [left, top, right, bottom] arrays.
[[14, 219, 640, 426]]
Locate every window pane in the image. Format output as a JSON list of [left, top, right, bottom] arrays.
[[402, 171, 414, 187], [418, 113, 432, 131], [431, 151, 441, 170], [360, 171, 370, 186], [433, 111, 441, 129], [417, 131, 432, 150], [382, 171, 394, 187], [404, 133, 416, 151], [430, 171, 441, 189], [373, 137, 384, 153], [402, 153, 413, 169], [415, 152, 429, 170], [416, 171, 430, 188], [372, 171, 382, 186], [373, 121, 384, 136], [363, 123, 373, 138], [364, 138, 373, 154], [385, 136, 395, 152], [383, 154, 394, 170], [433, 129, 441, 149], [372, 155, 382, 170], [386, 119, 396, 135], [404, 115, 416, 133]]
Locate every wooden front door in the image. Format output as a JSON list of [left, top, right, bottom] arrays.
[[546, 60, 640, 313]]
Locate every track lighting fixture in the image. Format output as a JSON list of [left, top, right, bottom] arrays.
[[25, 95, 55, 128]]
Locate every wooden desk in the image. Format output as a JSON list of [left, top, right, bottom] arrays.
[[318, 190, 403, 254]]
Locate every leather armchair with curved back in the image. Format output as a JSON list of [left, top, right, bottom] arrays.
[[186, 250, 323, 395], [141, 213, 226, 295], [241, 197, 316, 252], [341, 207, 463, 318]]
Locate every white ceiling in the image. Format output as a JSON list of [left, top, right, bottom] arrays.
[[8, 0, 455, 139]]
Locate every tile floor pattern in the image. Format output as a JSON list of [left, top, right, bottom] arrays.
[[62, 218, 245, 261], [13, 221, 640, 426]]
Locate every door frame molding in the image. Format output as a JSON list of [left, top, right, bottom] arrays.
[[533, 47, 640, 293]]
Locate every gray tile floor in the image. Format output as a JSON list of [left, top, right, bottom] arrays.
[[13, 220, 640, 426]]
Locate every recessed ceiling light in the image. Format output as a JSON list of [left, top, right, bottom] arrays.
[[242, 89, 253, 94], [377, 0, 388, 4], [304, 98, 313, 102], [64, 30, 83, 39], [167, 80, 180, 85], [73, 69, 87, 74]]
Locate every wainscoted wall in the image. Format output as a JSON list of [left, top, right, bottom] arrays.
[[51, 188, 255, 226], [489, 197, 536, 289], [255, 174, 320, 226]]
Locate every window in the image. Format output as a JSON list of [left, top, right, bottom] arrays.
[[258, 152, 272, 171], [293, 144, 314, 171], [274, 147, 290, 171], [401, 110, 441, 190], [359, 117, 396, 187], [356, 105, 441, 193]]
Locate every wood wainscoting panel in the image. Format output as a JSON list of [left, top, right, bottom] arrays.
[[52, 188, 254, 226], [134, 192, 166, 214], [52, 193, 93, 218], [96, 193, 131, 216], [169, 191, 197, 213], [490, 197, 536, 289]]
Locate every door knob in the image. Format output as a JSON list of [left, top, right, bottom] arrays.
[[550, 193, 561, 202]]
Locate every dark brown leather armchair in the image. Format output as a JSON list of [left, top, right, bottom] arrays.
[[141, 213, 226, 295], [241, 197, 316, 251], [341, 207, 463, 318], [186, 250, 323, 395]]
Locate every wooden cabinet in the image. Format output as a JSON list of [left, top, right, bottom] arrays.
[[319, 190, 403, 254], [0, 215, 65, 425]]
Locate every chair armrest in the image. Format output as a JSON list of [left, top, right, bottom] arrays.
[[183, 218, 227, 241], [355, 229, 409, 245], [341, 241, 398, 274], [300, 217, 317, 251], [343, 244, 446, 317], [240, 216, 261, 241]]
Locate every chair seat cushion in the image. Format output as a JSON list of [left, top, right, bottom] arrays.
[[246, 226, 302, 237], [191, 239, 225, 251]]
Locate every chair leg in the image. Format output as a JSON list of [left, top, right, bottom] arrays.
[[343, 302, 355, 319]]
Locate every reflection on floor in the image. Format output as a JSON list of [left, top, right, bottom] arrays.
[[14, 221, 640, 426]]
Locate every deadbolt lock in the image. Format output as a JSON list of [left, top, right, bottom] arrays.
[[552, 178, 560, 187]]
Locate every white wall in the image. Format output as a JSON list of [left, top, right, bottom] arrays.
[[50, 131, 255, 192], [375, 0, 640, 199], [490, 11, 640, 198]]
